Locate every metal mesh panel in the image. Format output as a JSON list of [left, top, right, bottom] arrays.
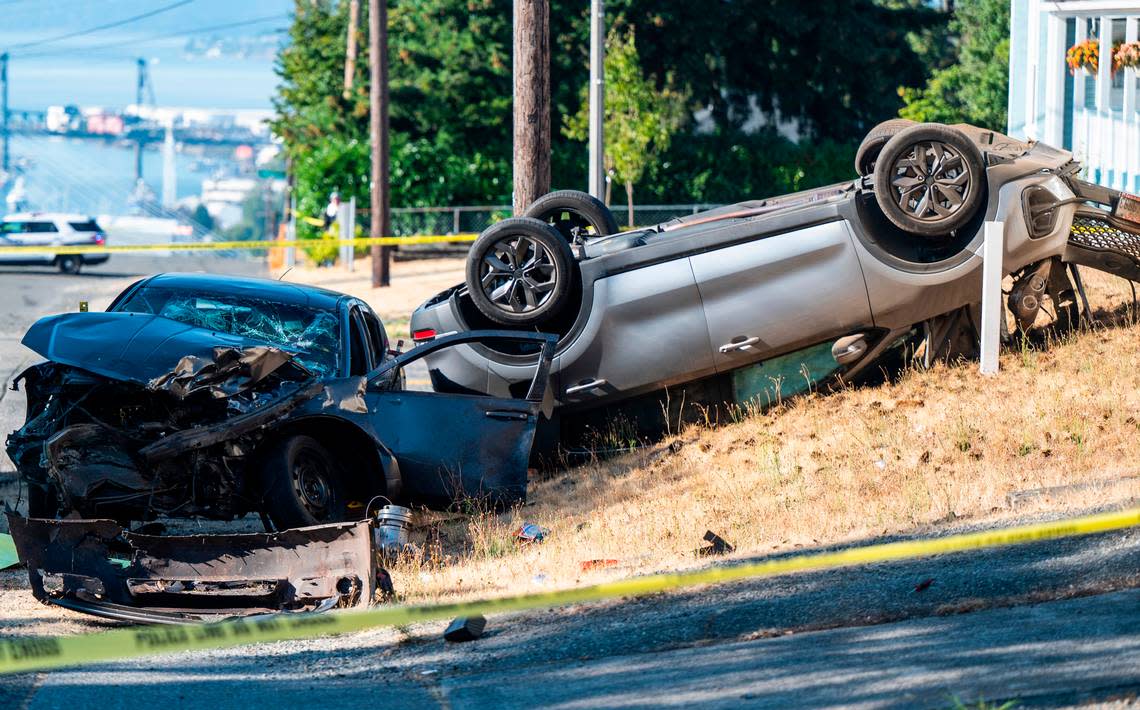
[[1069, 215, 1140, 260]]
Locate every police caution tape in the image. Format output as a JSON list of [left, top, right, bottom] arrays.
[[0, 234, 478, 256], [1, 505, 1137, 675]]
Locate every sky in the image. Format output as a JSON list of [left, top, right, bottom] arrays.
[[0, 0, 292, 109]]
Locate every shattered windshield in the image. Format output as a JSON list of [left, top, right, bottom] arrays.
[[115, 286, 341, 376]]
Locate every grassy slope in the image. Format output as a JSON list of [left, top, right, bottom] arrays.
[[389, 269, 1140, 602]]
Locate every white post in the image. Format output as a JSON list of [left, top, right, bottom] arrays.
[[980, 221, 1004, 376], [1125, 17, 1138, 191], [1025, 0, 1042, 139], [1043, 12, 1066, 147], [339, 199, 353, 272], [285, 194, 296, 269], [587, 0, 605, 199], [344, 197, 353, 272]]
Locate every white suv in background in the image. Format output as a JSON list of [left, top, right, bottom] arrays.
[[0, 213, 109, 274]]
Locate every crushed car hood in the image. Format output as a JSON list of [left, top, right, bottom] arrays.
[[22, 311, 309, 397]]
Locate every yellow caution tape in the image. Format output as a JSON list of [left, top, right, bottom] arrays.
[[0, 505, 1137, 675], [0, 234, 478, 255]]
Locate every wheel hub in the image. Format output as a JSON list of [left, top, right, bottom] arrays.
[[479, 235, 557, 313], [889, 140, 971, 224], [292, 455, 333, 517]]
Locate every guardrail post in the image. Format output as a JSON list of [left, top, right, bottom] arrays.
[[453, 207, 461, 235], [979, 221, 1004, 375]]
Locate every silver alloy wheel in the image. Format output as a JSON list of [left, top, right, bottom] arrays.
[[889, 140, 972, 223], [479, 234, 558, 313]]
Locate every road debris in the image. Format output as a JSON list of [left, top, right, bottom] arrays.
[[696, 530, 735, 557], [515, 522, 549, 545], [371, 501, 414, 559], [444, 615, 487, 642], [913, 578, 935, 593], [6, 513, 391, 624], [579, 559, 620, 572]]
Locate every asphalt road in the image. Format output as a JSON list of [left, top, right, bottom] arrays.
[[0, 258, 1138, 708]]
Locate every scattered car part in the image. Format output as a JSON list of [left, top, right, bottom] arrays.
[[444, 615, 487, 642], [514, 522, 549, 545], [696, 530, 735, 557], [579, 559, 620, 572], [466, 217, 576, 326], [6, 513, 385, 624], [0, 533, 17, 570], [525, 189, 619, 244], [371, 503, 414, 559]]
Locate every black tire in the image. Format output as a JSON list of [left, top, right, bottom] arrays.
[[872, 123, 986, 238], [261, 434, 348, 529], [57, 255, 81, 275], [524, 190, 619, 243], [466, 217, 576, 327], [854, 118, 916, 176]]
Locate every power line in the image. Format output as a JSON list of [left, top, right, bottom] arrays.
[[18, 13, 290, 59], [5, 0, 196, 51]]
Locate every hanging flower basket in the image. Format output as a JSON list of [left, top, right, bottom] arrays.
[[1116, 41, 1140, 71], [1067, 39, 1100, 74]]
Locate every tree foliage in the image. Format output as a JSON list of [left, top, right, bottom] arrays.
[[900, 0, 1010, 131], [565, 27, 688, 224], [273, 0, 950, 226]]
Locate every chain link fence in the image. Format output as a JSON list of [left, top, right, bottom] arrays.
[[356, 203, 722, 237]]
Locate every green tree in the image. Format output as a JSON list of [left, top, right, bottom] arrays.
[[899, 0, 1010, 130], [565, 27, 688, 226]]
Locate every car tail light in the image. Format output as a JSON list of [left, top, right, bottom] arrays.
[[412, 328, 436, 342], [91, 233, 106, 245]]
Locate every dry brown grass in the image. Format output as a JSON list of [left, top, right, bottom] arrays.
[[386, 268, 1140, 604]]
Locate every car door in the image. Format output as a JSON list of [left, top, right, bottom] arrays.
[[690, 221, 873, 372], [365, 331, 556, 506]]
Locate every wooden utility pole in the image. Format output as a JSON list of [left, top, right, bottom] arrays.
[[369, 0, 391, 287], [512, 0, 550, 214], [343, 0, 359, 98]]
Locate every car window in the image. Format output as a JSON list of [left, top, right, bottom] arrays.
[[68, 220, 101, 232], [360, 308, 388, 362], [0, 222, 26, 234], [115, 285, 342, 376], [27, 222, 59, 233], [348, 308, 370, 376]]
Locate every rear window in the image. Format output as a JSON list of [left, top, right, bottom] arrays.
[[68, 220, 102, 232]]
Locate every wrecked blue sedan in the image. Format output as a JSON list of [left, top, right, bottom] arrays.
[[6, 273, 555, 529]]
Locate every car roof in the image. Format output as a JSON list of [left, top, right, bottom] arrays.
[[4, 212, 95, 222], [134, 272, 351, 311]]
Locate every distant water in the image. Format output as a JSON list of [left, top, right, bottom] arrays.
[[10, 134, 224, 217], [1, 38, 280, 216]]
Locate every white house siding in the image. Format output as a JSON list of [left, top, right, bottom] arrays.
[[1009, 0, 1140, 192]]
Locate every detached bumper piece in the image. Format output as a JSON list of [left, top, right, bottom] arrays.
[[6, 513, 388, 625]]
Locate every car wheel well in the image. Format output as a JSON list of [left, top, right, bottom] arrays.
[[256, 417, 392, 507]]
